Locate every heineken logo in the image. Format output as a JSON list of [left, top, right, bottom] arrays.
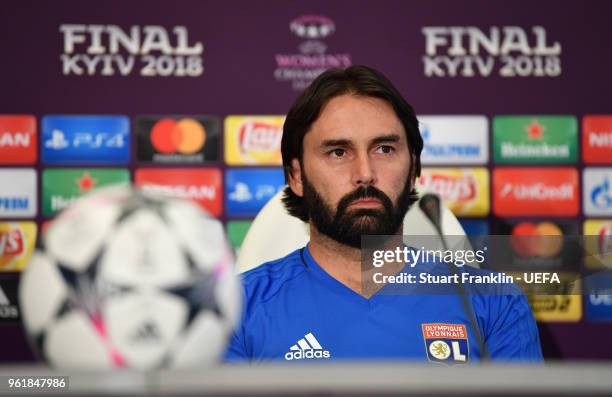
[[493, 116, 577, 164], [42, 169, 130, 217], [526, 120, 544, 140]]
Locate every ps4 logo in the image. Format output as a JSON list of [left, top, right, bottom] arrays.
[[225, 168, 285, 217], [228, 183, 281, 203], [45, 129, 125, 150], [41, 115, 130, 164]]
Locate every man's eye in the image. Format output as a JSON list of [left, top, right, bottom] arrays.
[[330, 148, 346, 157], [376, 145, 394, 154]]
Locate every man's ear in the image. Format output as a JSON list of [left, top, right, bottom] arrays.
[[287, 158, 304, 197]]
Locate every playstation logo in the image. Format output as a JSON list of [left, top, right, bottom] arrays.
[[229, 182, 253, 203], [45, 129, 69, 149]]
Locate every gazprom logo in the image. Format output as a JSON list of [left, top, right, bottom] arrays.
[[0, 169, 36, 218], [584, 168, 612, 216], [419, 116, 488, 165], [41, 115, 130, 164], [0, 198, 29, 210]]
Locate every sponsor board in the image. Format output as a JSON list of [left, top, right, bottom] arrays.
[[0, 169, 37, 218], [136, 116, 220, 163], [527, 294, 582, 322], [587, 293, 612, 322], [227, 221, 252, 252], [0, 222, 37, 271], [493, 116, 577, 164], [417, 167, 489, 217], [493, 167, 579, 216], [583, 220, 612, 269], [418, 116, 488, 165], [585, 273, 612, 322], [492, 220, 579, 271], [274, 15, 352, 91], [421, 323, 469, 364], [134, 168, 222, 217], [42, 168, 130, 217], [508, 272, 582, 322], [41, 115, 130, 164], [225, 168, 285, 217], [224, 116, 284, 165], [0, 278, 20, 323], [583, 168, 612, 217], [582, 116, 612, 164], [0, 115, 37, 164]]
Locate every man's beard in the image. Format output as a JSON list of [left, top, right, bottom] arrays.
[[302, 173, 418, 248]]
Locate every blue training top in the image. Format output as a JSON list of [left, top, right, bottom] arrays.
[[225, 245, 543, 364]]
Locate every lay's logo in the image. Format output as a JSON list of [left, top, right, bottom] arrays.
[[225, 116, 284, 165], [0, 222, 37, 271], [417, 168, 489, 216], [419, 174, 476, 202], [0, 229, 23, 258], [239, 121, 282, 153]]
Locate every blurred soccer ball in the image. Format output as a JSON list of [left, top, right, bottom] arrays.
[[19, 186, 241, 369]]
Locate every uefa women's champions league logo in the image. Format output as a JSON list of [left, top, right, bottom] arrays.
[[289, 16, 335, 39], [274, 15, 352, 90]]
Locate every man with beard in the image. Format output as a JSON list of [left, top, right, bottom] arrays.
[[225, 65, 542, 363]]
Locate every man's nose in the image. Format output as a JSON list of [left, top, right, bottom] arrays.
[[353, 152, 377, 186]]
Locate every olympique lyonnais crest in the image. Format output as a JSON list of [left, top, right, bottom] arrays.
[[422, 323, 469, 364]]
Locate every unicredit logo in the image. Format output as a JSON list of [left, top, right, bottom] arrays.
[[151, 118, 206, 154], [500, 182, 574, 200], [289, 15, 335, 39], [238, 121, 282, 153]]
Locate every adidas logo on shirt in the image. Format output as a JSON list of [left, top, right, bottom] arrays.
[[285, 332, 331, 360]]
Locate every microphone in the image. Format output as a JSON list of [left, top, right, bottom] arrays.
[[418, 193, 490, 361], [419, 193, 443, 236]]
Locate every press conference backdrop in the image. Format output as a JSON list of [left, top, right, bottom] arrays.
[[0, 0, 611, 362]]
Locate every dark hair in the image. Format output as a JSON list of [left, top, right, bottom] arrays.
[[281, 65, 423, 222]]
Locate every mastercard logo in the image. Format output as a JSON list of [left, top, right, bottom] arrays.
[[150, 118, 206, 154], [511, 222, 563, 258]]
